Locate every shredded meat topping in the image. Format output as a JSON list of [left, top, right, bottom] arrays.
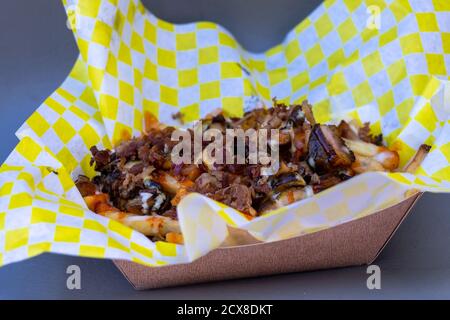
[[77, 100, 407, 222]]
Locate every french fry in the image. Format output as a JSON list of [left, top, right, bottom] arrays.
[[343, 138, 380, 157], [344, 138, 399, 171], [373, 149, 399, 171], [156, 172, 193, 195], [351, 154, 386, 174], [83, 194, 109, 212], [302, 100, 316, 125], [101, 211, 181, 238], [86, 192, 181, 239], [404, 144, 431, 174], [181, 164, 202, 181], [166, 232, 184, 244], [171, 188, 190, 206], [95, 202, 120, 214]]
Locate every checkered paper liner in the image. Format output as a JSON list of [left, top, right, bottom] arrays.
[[1, 0, 450, 267]]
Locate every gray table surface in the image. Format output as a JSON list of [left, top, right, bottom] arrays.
[[1, 0, 450, 300]]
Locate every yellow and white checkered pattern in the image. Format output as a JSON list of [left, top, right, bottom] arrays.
[[1, 0, 450, 267]]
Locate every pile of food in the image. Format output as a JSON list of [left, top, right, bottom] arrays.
[[76, 101, 430, 244]]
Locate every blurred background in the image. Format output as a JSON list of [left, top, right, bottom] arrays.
[[1, 0, 450, 299]]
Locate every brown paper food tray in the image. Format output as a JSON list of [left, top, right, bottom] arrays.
[[114, 193, 421, 290]]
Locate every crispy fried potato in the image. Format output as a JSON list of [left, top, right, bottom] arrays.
[[351, 154, 386, 174], [101, 211, 181, 238], [373, 149, 399, 171], [344, 138, 399, 171], [181, 164, 202, 181], [166, 232, 184, 244], [95, 202, 120, 214], [343, 138, 380, 157], [171, 188, 190, 206], [156, 172, 193, 195], [86, 192, 181, 239], [302, 100, 316, 125], [404, 144, 431, 174], [83, 194, 109, 212]]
